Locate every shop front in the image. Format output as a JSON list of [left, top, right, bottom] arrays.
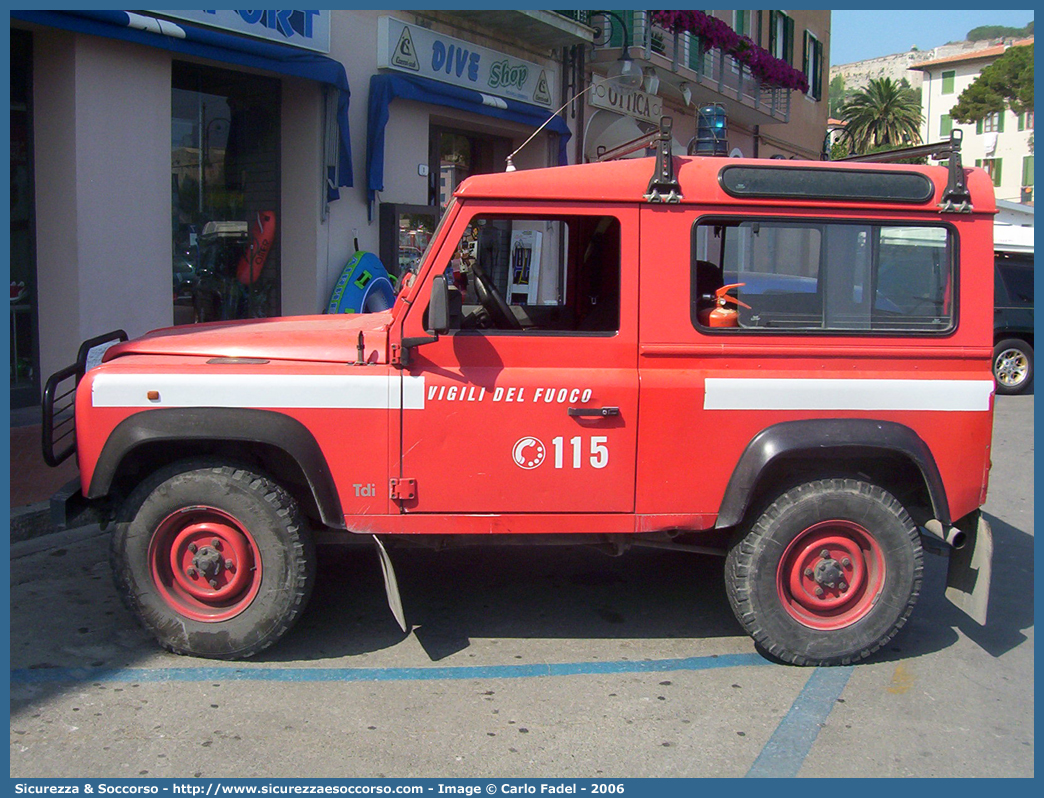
[[9, 10, 586, 403]]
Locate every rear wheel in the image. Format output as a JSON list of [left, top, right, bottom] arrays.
[[725, 479, 922, 666], [112, 460, 316, 659], [993, 338, 1033, 395]]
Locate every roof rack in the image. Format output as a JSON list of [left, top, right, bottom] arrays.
[[596, 116, 683, 203], [835, 130, 973, 213]]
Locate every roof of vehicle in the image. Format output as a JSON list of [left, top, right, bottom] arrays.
[[455, 154, 997, 215]]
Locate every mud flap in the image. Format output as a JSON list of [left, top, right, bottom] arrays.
[[944, 513, 992, 625], [373, 535, 407, 632]]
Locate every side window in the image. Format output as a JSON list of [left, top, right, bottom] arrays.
[[997, 257, 1034, 306], [442, 215, 620, 334], [692, 219, 954, 334]]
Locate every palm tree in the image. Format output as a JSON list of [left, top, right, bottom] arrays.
[[838, 78, 923, 154]]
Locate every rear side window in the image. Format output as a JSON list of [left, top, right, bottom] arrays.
[[692, 218, 955, 333], [996, 256, 1034, 306]]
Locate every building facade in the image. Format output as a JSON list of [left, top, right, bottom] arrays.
[[911, 38, 1034, 205], [10, 9, 830, 408]]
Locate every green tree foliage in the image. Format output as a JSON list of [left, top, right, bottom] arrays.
[[837, 78, 923, 154], [966, 22, 1032, 41], [828, 73, 849, 118], [950, 43, 1034, 122]]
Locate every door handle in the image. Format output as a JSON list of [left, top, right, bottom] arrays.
[[568, 406, 620, 417]]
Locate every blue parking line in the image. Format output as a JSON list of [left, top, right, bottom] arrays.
[[11, 652, 771, 684], [745, 665, 854, 778]]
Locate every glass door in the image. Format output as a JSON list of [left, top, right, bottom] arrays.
[[171, 62, 281, 325]]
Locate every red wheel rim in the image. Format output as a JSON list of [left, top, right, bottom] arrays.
[[148, 506, 262, 622], [776, 520, 885, 630]]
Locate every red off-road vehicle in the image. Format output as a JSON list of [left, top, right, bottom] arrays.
[[45, 126, 994, 665]]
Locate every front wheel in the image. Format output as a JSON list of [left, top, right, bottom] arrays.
[[111, 460, 316, 659], [725, 479, 922, 666]]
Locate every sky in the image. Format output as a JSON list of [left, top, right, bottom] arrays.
[[830, 9, 1034, 65]]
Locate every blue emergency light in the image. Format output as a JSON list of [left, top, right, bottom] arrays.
[[693, 104, 728, 157]]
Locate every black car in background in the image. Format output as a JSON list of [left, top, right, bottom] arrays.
[[994, 247, 1034, 394]]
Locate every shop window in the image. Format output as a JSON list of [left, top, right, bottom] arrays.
[[441, 215, 621, 334], [941, 71, 955, 95], [379, 203, 441, 280], [10, 28, 39, 407], [692, 219, 953, 333], [171, 62, 281, 325], [429, 127, 507, 210]]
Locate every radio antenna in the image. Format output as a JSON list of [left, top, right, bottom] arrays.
[[505, 83, 597, 172]]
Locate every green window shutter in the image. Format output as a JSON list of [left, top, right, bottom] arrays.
[[803, 31, 810, 77], [769, 11, 778, 56], [942, 71, 955, 94], [975, 159, 982, 167], [1018, 113, 1025, 131], [608, 10, 634, 48], [814, 39, 823, 99], [940, 114, 953, 136], [1023, 155, 1034, 187], [736, 10, 747, 36], [993, 159, 1002, 187], [998, 112, 1005, 133], [688, 33, 703, 71], [976, 118, 983, 135], [785, 15, 794, 64]]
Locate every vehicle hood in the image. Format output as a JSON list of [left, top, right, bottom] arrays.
[[103, 312, 394, 365]]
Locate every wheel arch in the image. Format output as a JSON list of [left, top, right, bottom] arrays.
[[88, 408, 344, 529], [716, 419, 950, 530]]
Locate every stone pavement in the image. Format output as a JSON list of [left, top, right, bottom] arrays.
[[9, 405, 78, 542]]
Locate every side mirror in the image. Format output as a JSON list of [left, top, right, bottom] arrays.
[[428, 274, 450, 335]]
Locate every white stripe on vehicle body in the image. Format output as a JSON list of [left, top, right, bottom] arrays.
[[704, 378, 994, 412], [91, 373, 426, 410]]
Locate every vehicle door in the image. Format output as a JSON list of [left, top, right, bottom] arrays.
[[395, 204, 639, 514]]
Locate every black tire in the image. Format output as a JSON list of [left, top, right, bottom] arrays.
[[725, 479, 922, 666], [993, 338, 1033, 395], [111, 460, 316, 659]]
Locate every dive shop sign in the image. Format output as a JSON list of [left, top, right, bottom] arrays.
[[377, 16, 555, 108], [590, 76, 662, 125]]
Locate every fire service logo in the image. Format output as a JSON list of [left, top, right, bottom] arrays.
[[512, 437, 546, 469]]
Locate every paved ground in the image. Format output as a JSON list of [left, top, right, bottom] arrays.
[[9, 395, 1034, 779]]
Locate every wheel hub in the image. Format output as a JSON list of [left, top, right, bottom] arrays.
[[996, 349, 1028, 386], [149, 507, 263, 622], [777, 520, 885, 630], [813, 557, 845, 589]]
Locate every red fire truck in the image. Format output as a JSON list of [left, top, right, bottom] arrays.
[[45, 126, 994, 665]]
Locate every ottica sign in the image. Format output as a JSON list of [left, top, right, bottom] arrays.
[[377, 16, 555, 108], [590, 77, 662, 125], [152, 10, 331, 53]]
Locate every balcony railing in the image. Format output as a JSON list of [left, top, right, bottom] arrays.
[[563, 10, 791, 124]]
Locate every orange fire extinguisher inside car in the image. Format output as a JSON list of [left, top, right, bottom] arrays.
[[699, 283, 751, 327], [236, 211, 276, 285]]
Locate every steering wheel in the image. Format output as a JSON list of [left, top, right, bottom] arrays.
[[470, 261, 522, 330]]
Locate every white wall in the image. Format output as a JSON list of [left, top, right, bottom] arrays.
[[279, 77, 323, 316], [918, 49, 1034, 203], [35, 31, 171, 384]]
